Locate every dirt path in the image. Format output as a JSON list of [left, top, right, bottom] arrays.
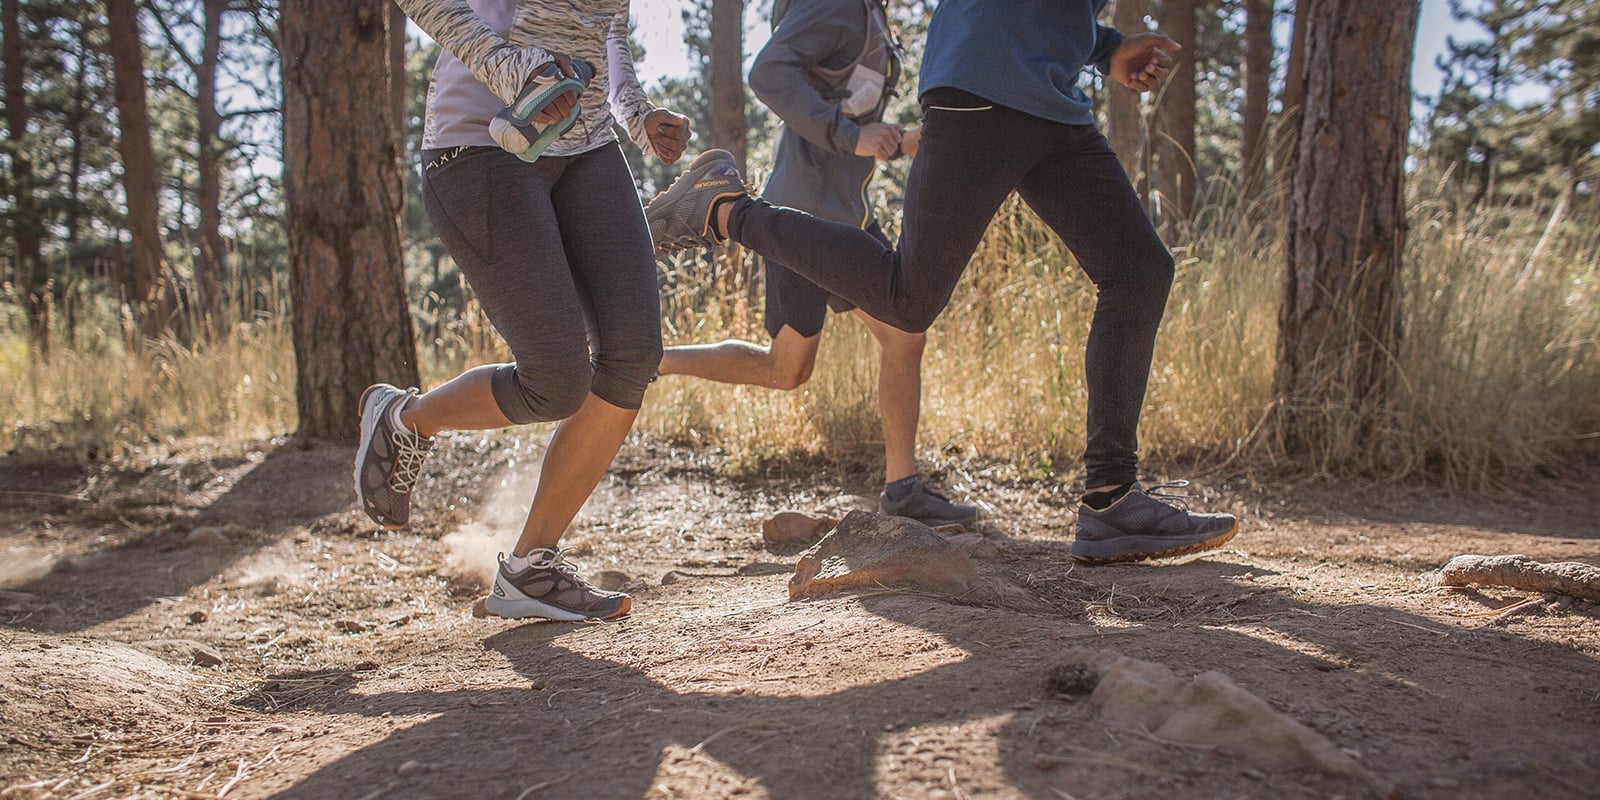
[[2, 436, 1597, 799]]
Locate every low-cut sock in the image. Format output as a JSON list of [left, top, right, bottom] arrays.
[[505, 549, 555, 572], [884, 475, 919, 502], [1082, 483, 1133, 511]]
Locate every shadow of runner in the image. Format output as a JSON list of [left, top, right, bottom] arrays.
[[2, 442, 355, 633]]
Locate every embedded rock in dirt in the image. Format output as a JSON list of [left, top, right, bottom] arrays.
[[762, 511, 837, 550], [183, 527, 231, 547], [139, 638, 226, 667], [1051, 648, 1374, 785], [789, 511, 977, 600]]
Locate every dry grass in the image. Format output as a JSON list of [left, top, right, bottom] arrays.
[[4, 181, 1596, 488]]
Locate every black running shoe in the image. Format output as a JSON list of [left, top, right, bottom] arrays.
[[1071, 481, 1238, 563]]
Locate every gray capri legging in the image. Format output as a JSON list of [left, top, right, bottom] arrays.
[[421, 143, 663, 424]]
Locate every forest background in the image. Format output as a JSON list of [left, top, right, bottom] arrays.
[[1, 0, 1596, 491]]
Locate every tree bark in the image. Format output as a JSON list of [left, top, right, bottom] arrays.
[[709, 0, 746, 173], [1106, 0, 1149, 201], [1241, 0, 1272, 199], [282, 0, 418, 441], [107, 0, 176, 340], [1153, 0, 1197, 232], [1275, 0, 1309, 205], [194, 0, 227, 337], [3, 0, 48, 354], [1274, 0, 1419, 454]]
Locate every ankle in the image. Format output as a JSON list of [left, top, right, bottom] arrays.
[[713, 196, 736, 240], [1083, 483, 1133, 511]]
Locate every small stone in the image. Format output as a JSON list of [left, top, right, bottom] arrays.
[[1032, 754, 1060, 771], [762, 511, 837, 550], [661, 571, 682, 585], [184, 527, 231, 547], [1429, 777, 1461, 789], [190, 645, 225, 667], [264, 724, 289, 734], [188, 610, 208, 624], [397, 760, 428, 777], [593, 570, 632, 591], [335, 619, 370, 633]]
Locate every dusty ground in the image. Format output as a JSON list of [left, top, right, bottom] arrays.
[[1, 432, 1597, 800]]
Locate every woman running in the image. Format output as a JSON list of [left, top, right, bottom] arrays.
[[355, 0, 690, 621]]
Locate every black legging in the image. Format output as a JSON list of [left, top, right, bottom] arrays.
[[726, 89, 1175, 487], [422, 143, 663, 424]]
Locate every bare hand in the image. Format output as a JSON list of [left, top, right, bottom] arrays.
[[533, 52, 579, 125], [854, 122, 902, 161], [900, 126, 922, 158], [1109, 33, 1181, 93], [644, 108, 692, 164]]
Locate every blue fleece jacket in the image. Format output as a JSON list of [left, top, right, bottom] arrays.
[[918, 0, 1123, 126]]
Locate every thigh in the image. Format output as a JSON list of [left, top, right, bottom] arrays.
[[548, 144, 662, 356], [1015, 127, 1169, 284], [422, 147, 589, 368], [898, 98, 1044, 318]]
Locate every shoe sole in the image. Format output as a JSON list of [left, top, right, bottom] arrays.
[[353, 384, 404, 531], [1070, 518, 1239, 564], [472, 595, 632, 622]]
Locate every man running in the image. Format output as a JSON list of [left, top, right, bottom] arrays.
[[645, 0, 1238, 563], [657, 0, 976, 527]]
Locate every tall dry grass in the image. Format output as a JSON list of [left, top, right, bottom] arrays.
[[4, 178, 1596, 489]]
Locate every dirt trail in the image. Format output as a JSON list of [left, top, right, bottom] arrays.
[[2, 436, 1597, 799]]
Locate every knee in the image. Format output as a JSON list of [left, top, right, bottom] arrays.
[[769, 358, 814, 391], [591, 337, 663, 411], [501, 359, 593, 423]]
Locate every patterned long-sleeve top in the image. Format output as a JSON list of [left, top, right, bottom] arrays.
[[394, 0, 661, 158]]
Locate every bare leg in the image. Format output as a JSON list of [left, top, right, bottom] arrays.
[[659, 326, 822, 390], [512, 392, 639, 555], [399, 365, 514, 438], [854, 310, 925, 484]]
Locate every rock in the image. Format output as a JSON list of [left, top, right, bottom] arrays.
[[139, 638, 225, 668], [789, 511, 977, 601], [661, 571, 682, 585], [944, 532, 1000, 560], [763, 511, 837, 550], [187, 610, 208, 624], [334, 619, 370, 633], [184, 527, 230, 547], [736, 562, 793, 577], [593, 570, 632, 591], [1050, 648, 1376, 786], [397, 760, 429, 776], [1032, 754, 1061, 771]]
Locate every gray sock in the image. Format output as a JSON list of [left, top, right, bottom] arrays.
[[884, 476, 918, 501]]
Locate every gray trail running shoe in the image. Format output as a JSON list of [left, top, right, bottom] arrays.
[[1071, 481, 1238, 564], [644, 148, 746, 253], [353, 383, 433, 530], [880, 479, 980, 528], [475, 549, 632, 622]]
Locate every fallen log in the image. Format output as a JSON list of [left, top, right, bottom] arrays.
[[1437, 554, 1600, 603]]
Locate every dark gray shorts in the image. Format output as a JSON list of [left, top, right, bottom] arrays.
[[421, 144, 662, 422]]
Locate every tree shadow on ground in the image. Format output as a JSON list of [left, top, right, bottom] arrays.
[[249, 546, 1600, 800], [1, 442, 355, 633]]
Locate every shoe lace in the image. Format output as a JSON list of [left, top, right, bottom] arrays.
[[1142, 480, 1193, 510], [526, 548, 599, 589], [387, 431, 429, 493]]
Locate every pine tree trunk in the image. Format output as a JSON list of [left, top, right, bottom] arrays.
[[1241, 0, 1272, 199], [3, 0, 48, 355], [1275, 1, 1308, 206], [282, 0, 418, 442], [1153, 0, 1197, 233], [1275, 0, 1420, 455], [194, 0, 227, 337], [107, 0, 175, 341], [709, 0, 746, 173], [1106, 0, 1149, 201]]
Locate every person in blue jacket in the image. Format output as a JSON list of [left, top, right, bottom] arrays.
[[658, 0, 977, 527], [646, 0, 1239, 563]]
